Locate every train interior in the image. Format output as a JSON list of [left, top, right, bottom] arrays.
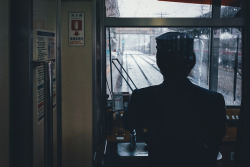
[[1, 0, 250, 167], [104, 27, 242, 167], [102, 1, 248, 167]]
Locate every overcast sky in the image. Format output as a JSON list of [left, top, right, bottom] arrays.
[[117, 0, 212, 17]]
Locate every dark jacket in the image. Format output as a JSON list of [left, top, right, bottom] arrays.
[[122, 78, 226, 167]]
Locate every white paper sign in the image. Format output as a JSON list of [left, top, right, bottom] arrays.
[[36, 30, 56, 61], [36, 64, 45, 123], [69, 13, 84, 46], [113, 93, 123, 111]]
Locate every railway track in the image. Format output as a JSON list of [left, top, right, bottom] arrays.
[[129, 53, 152, 86], [137, 54, 160, 72]]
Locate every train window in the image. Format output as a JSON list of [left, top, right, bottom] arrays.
[[220, 5, 241, 18], [216, 28, 242, 105], [106, 28, 164, 97], [105, 0, 212, 18], [106, 27, 210, 97], [220, 0, 242, 18], [106, 27, 242, 106]]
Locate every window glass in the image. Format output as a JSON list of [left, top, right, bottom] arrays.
[[216, 28, 242, 105], [220, 0, 241, 18], [106, 28, 210, 99], [220, 6, 241, 18], [106, 27, 242, 106], [106, 0, 212, 18], [190, 30, 210, 89]]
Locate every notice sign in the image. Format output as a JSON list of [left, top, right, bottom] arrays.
[[36, 30, 56, 61], [34, 64, 45, 123], [69, 13, 84, 46], [113, 93, 123, 111]]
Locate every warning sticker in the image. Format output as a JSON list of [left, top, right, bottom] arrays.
[[69, 13, 84, 46]]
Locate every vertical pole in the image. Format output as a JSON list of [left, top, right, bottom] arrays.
[[233, 36, 239, 101], [209, 29, 219, 92], [108, 28, 113, 96], [45, 61, 54, 167], [209, 0, 221, 91]]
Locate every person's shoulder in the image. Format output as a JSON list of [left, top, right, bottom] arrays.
[[191, 83, 224, 100], [132, 85, 161, 95], [130, 85, 162, 102]]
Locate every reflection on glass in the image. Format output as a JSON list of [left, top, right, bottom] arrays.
[[220, 6, 241, 18], [220, 0, 241, 18], [106, 0, 212, 18], [189, 33, 210, 89], [217, 28, 242, 105], [106, 28, 210, 100]]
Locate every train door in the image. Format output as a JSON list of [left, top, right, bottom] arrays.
[[10, 0, 61, 167], [93, 0, 250, 167]]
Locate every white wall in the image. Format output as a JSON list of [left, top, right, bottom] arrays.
[[0, 0, 9, 166], [61, 1, 93, 167]]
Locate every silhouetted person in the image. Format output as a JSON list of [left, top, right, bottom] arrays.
[[122, 32, 226, 167]]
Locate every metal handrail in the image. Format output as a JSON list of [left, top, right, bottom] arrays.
[[112, 58, 138, 91]]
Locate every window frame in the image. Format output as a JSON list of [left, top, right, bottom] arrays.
[[102, 0, 243, 107]]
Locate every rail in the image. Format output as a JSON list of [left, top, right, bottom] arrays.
[[112, 58, 138, 91]]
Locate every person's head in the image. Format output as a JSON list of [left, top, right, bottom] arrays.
[[156, 32, 196, 80]]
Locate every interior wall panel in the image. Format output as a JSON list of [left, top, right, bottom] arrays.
[[32, 0, 58, 167], [61, 1, 93, 167]]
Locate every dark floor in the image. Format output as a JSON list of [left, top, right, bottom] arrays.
[[103, 142, 237, 167]]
